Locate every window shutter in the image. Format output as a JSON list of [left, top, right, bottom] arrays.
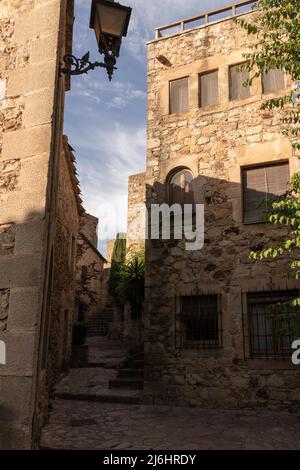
[[170, 78, 189, 114], [262, 69, 285, 94], [229, 64, 251, 101], [243, 162, 290, 224], [200, 70, 219, 107], [265, 162, 290, 198], [243, 166, 267, 224]]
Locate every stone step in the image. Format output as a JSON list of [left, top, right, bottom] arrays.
[[55, 391, 141, 405], [109, 379, 144, 391], [117, 369, 144, 379], [123, 359, 144, 369], [88, 318, 112, 322]]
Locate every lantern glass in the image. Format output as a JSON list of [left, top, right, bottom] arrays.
[[91, 0, 132, 45], [97, 3, 128, 37]]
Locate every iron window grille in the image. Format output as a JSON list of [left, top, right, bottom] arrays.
[[243, 290, 300, 360], [175, 294, 223, 350]]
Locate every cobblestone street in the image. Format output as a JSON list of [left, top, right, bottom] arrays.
[[41, 400, 300, 450], [40, 338, 300, 450]]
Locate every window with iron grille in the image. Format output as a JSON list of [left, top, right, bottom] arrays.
[[242, 161, 290, 224], [169, 77, 189, 114], [245, 291, 300, 360], [176, 295, 222, 350]]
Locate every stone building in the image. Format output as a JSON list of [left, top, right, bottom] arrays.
[[127, 172, 146, 259], [144, 3, 300, 408], [46, 136, 83, 391], [107, 174, 146, 340], [105, 239, 116, 267], [76, 213, 107, 334], [0, 0, 79, 449]]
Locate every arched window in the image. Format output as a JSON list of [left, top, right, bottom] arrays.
[[168, 168, 195, 207]]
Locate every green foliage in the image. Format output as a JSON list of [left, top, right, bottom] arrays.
[[118, 251, 145, 318], [237, 0, 300, 149], [240, 2, 300, 334], [250, 172, 300, 263], [108, 233, 127, 304], [250, 172, 300, 335]]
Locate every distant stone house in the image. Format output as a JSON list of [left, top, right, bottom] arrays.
[[107, 173, 146, 341], [144, 3, 300, 408], [76, 214, 107, 330], [46, 136, 84, 391]]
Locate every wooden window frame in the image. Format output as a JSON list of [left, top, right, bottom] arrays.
[[262, 68, 286, 95], [176, 294, 223, 350], [241, 160, 290, 225], [229, 62, 252, 102]]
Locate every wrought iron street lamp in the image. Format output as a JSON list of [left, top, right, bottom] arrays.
[[60, 0, 132, 81]]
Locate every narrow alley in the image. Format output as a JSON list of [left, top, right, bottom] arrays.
[[40, 338, 300, 450]]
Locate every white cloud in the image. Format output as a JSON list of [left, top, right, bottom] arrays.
[[67, 0, 236, 252], [70, 122, 146, 247], [69, 76, 146, 108]]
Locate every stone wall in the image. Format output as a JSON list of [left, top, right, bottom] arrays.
[[127, 172, 146, 259], [105, 239, 116, 267], [47, 137, 81, 389], [144, 11, 300, 408], [0, 0, 74, 449], [76, 213, 106, 323], [80, 213, 98, 248]]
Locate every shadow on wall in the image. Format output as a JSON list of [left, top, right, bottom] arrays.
[[145, 164, 291, 293], [0, 204, 77, 449], [0, 209, 45, 449]]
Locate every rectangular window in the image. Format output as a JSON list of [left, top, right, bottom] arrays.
[[199, 70, 219, 107], [229, 63, 251, 101], [169, 77, 189, 114], [176, 295, 222, 349], [242, 161, 290, 224], [262, 69, 285, 94], [246, 291, 300, 359]]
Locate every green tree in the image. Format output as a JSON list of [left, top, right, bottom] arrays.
[[118, 251, 145, 319], [238, 0, 300, 150], [250, 173, 300, 335], [108, 233, 127, 304], [238, 1, 300, 332]]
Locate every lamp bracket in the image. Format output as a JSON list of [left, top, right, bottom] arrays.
[[59, 52, 117, 81]]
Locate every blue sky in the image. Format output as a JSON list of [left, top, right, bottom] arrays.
[[64, 0, 236, 254]]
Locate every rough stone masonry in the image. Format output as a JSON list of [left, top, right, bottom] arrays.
[[0, 0, 75, 449], [143, 8, 300, 408]]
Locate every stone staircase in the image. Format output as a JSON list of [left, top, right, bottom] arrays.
[[48, 338, 144, 408], [87, 306, 114, 337], [109, 346, 144, 392]]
